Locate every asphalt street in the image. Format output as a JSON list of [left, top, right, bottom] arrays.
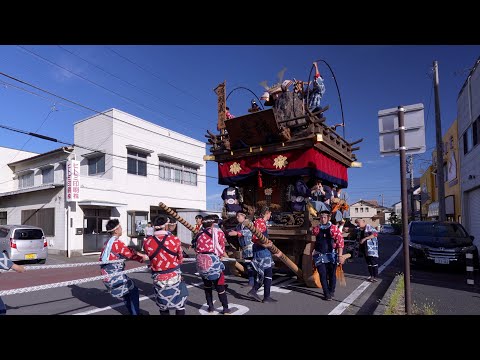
[[1, 234, 404, 315]]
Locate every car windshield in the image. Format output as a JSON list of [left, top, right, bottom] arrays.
[[410, 223, 468, 238], [14, 229, 44, 240]]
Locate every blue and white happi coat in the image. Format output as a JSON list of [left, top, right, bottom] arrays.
[[236, 223, 253, 259], [359, 224, 379, 258], [152, 268, 188, 311], [196, 253, 225, 281], [101, 260, 135, 299], [313, 251, 338, 267], [312, 222, 338, 266], [0, 253, 13, 315], [0, 253, 13, 272], [251, 247, 273, 285]]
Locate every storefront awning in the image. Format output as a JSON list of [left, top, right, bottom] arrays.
[[78, 200, 127, 207], [427, 201, 439, 218]]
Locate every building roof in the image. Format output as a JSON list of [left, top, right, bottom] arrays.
[[350, 199, 383, 208], [0, 183, 64, 198], [73, 108, 205, 147], [8, 146, 74, 166]]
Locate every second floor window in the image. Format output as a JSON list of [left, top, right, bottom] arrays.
[[88, 155, 105, 175], [127, 150, 147, 176], [18, 172, 34, 188], [464, 117, 479, 155], [159, 160, 198, 186], [42, 167, 54, 184]]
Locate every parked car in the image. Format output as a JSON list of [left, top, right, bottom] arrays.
[[380, 224, 396, 234], [408, 221, 478, 268], [0, 225, 48, 263]]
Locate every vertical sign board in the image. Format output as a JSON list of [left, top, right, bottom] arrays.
[[66, 160, 81, 202], [378, 103, 426, 156], [214, 81, 226, 132]]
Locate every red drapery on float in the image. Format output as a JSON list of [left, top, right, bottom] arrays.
[[218, 148, 348, 188]]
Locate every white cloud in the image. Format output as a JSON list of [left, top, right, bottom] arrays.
[[51, 54, 88, 83]]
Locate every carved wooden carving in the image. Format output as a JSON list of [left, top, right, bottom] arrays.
[[214, 81, 226, 131]]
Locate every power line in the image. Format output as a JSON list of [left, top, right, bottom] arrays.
[[0, 120, 410, 192], [0, 107, 57, 172], [104, 46, 202, 103], [0, 77, 208, 160], [16, 45, 197, 135], [0, 70, 205, 149], [0, 122, 218, 187], [0, 105, 58, 173], [57, 46, 204, 122]]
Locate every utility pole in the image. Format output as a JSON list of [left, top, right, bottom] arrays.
[[408, 155, 415, 222], [380, 193, 384, 207], [433, 61, 446, 221], [398, 106, 412, 315]]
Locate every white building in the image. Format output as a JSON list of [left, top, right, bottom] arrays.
[[457, 56, 480, 253], [0, 146, 39, 225], [349, 199, 391, 227], [0, 109, 207, 257]]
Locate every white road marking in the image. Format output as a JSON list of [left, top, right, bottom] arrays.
[[73, 281, 204, 315], [257, 278, 297, 295], [328, 243, 403, 315], [198, 300, 250, 315]]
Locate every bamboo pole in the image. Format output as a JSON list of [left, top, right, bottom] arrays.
[[242, 219, 304, 281], [158, 202, 245, 273]]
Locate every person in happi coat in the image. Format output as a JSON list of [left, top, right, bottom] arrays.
[[143, 215, 189, 315], [0, 253, 25, 315], [191, 214, 203, 250], [228, 210, 254, 287], [311, 210, 345, 300], [195, 214, 231, 314], [247, 206, 277, 303], [100, 219, 149, 315], [354, 219, 379, 282], [307, 61, 326, 114]]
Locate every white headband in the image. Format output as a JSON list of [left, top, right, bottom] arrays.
[[154, 217, 170, 230], [108, 224, 120, 233]]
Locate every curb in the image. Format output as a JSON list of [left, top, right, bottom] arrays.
[[373, 273, 402, 315]]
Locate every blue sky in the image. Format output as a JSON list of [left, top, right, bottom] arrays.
[[0, 45, 479, 209]]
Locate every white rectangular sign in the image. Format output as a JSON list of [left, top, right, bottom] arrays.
[[66, 160, 81, 202], [378, 103, 426, 156]]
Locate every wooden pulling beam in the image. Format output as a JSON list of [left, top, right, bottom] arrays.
[[159, 202, 197, 233], [243, 219, 304, 281], [158, 202, 245, 273]]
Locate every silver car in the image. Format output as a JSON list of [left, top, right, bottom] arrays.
[[0, 225, 48, 263], [380, 224, 396, 234]]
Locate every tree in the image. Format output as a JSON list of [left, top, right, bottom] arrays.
[[389, 212, 401, 225], [388, 212, 402, 235]]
